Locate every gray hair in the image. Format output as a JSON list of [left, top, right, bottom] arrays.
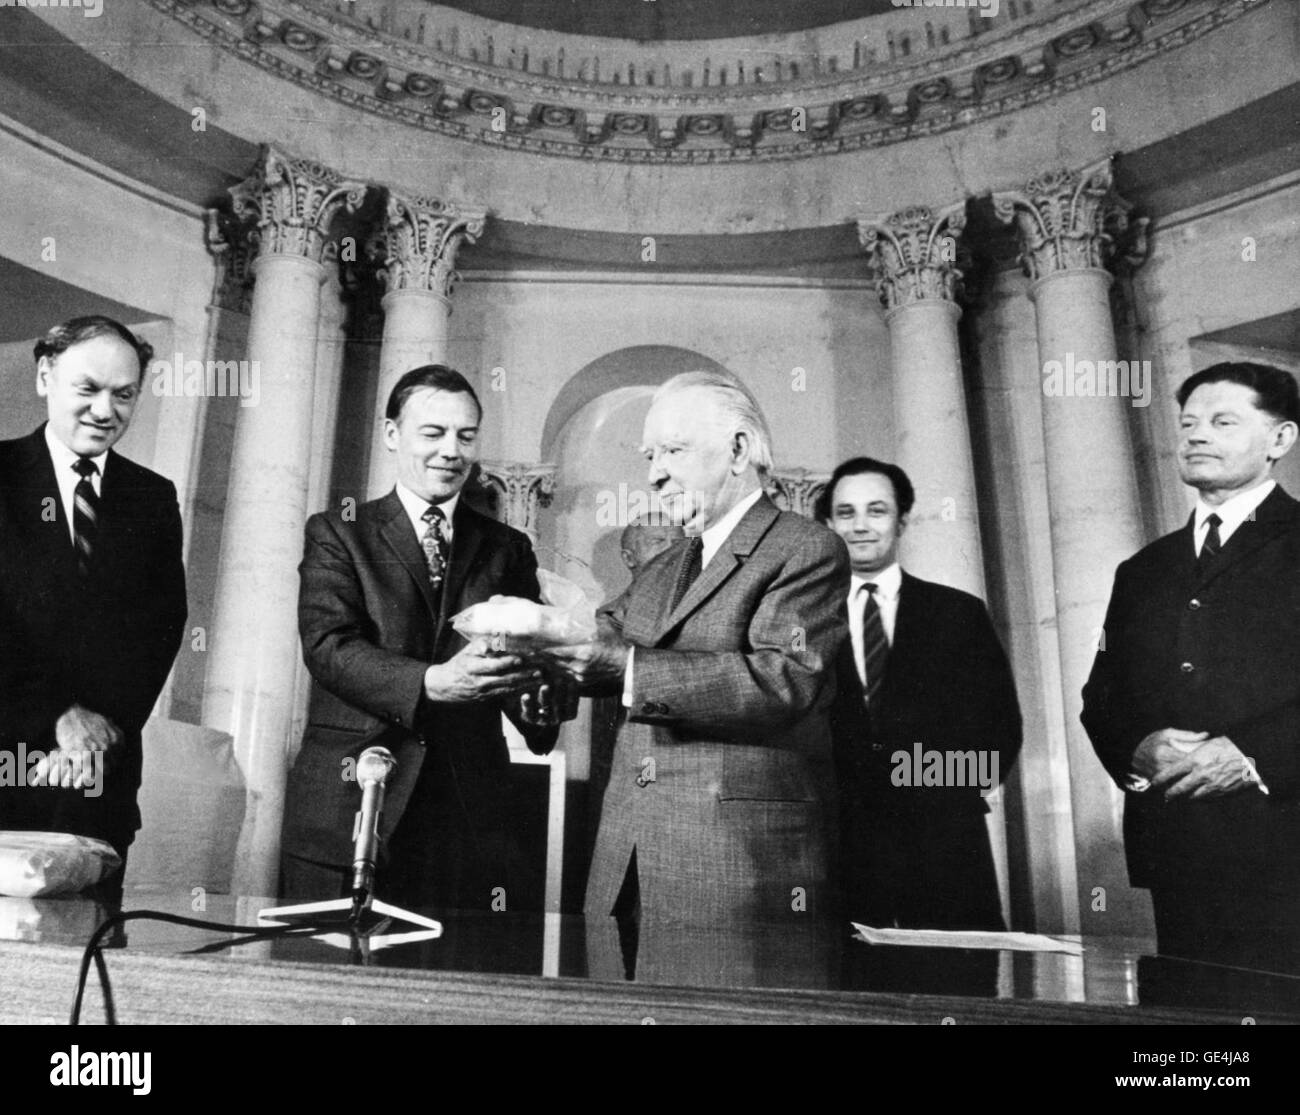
[[651, 370, 774, 478]]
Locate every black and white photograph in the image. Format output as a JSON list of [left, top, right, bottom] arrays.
[[0, 0, 1296, 1076]]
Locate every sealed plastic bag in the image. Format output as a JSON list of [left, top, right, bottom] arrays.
[[452, 568, 598, 654], [0, 831, 122, 898]]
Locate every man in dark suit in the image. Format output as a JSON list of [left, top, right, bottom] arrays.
[[821, 457, 1022, 939], [0, 316, 187, 898], [1083, 362, 1300, 975], [547, 371, 848, 985], [281, 365, 569, 912]]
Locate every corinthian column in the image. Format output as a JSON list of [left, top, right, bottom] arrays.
[[203, 147, 367, 898], [994, 158, 1149, 936], [366, 194, 486, 498], [858, 202, 985, 598]]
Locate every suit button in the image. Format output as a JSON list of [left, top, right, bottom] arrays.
[[640, 702, 656, 716], [1188, 599, 1201, 610], [1180, 662, 1194, 673], [657, 703, 670, 714], [870, 743, 884, 753]]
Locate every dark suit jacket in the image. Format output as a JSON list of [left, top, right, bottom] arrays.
[[827, 573, 1022, 929], [0, 425, 187, 854], [1082, 484, 1300, 894], [281, 490, 556, 884], [585, 495, 849, 929]]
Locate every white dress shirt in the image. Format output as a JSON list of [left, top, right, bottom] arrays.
[[45, 423, 107, 544], [846, 561, 902, 687], [1193, 478, 1274, 555], [395, 482, 459, 543], [623, 487, 765, 707]]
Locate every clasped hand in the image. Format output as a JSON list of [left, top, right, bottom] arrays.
[[29, 703, 121, 790], [1134, 727, 1261, 801]]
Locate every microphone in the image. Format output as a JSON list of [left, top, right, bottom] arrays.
[[350, 746, 396, 909]]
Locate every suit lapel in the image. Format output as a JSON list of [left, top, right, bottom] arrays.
[[15, 426, 76, 576], [651, 496, 779, 644], [438, 501, 486, 637], [1195, 486, 1299, 590], [377, 490, 439, 619]]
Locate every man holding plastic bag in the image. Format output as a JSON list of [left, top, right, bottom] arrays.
[[280, 366, 574, 911]]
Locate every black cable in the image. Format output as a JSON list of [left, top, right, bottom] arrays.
[[69, 909, 342, 1026]]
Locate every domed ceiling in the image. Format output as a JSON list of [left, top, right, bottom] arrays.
[[434, 0, 897, 40]]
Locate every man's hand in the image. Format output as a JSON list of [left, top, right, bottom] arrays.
[[1149, 735, 1259, 801], [538, 624, 631, 690], [30, 705, 122, 789], [518, 674, 581, 728], [1131, 727, 1209, 780], [424, 639, 543, 704]]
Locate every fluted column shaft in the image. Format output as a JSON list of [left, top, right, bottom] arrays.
[[204, 148, 365, 898], [366, 195, 485, 499], [995, 158, 1148, 936], [859, 202, 985, 599]]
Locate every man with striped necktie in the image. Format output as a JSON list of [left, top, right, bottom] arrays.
[[0, 316, 187, 899], [820, 457, 1021, 939]]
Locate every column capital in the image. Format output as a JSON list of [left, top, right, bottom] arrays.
[[476, 461, 556, 535], [373, 193, 487, 299], [229, 146, 368, 264], [856, 202, 967, 312], [992, 158, 1145, 282], [204, 208, 256, 314], [765, 469, 831, 520]]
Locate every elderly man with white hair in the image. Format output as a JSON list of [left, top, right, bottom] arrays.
[[545, 370, 849, 984]]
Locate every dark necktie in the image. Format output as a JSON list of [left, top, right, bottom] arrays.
[[1198, 512, 1222, 574], [420, 505, 450, 592], [670, 537, 704, 612], [860, 582, 889, 705], [72, 457, 100, 578]]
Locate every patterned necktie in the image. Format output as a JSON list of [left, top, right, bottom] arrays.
[[860, 582, 889, 705], [420, 505, 450, 591], [72, 457, 100, 578], [670, 537, 704, 612], [1198, 512, 1222, 574]]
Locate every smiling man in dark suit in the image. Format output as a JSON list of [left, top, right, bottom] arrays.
[[0, 316, 187, 900], [1083, 362, 1300, 974], [820, 457, 1022, 939], [281, 365, 569, 911]]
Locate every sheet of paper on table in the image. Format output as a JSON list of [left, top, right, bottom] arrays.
[[852, 924, 1083, 955]]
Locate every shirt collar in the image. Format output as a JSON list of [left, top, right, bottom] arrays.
[[851, 562, 902, 601], [1194, 479, 1274, 536], [396, 482, 460, 527], [699, 487, 764, 565], [44, 421, 109, 479]]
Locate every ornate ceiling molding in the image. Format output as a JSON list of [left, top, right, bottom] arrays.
[[148, 0, 1261, 163]]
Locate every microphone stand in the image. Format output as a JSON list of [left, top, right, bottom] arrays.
[[258, 747, 442, 959]]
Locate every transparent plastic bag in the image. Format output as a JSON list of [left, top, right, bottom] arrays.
[[452, 569, 598, 654], [0, 831, 122, 897]]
